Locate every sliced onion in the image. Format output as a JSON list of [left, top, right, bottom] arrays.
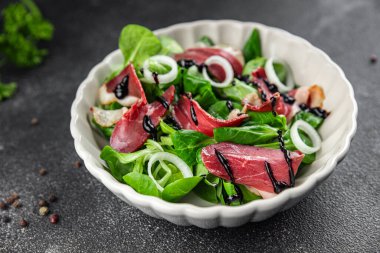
[[143, 55, 178, 84], [98, 84, 117, 105], [98, 83, 139, 107], [147, 152, 193, 191], [91, 106, 127, 127], [202, 55, 234, 88], [290, 120, 322, 154], [117, 96, 139, 107], [265, 58, 295, 92]]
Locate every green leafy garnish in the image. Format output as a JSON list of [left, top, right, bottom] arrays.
[[119, 24, 161, 66], [0, 0, 54, 68], [198, 35, 215, 46], [159, 35, 183, 55], [220, 79, 256, 102], [292, 111, 324, 129], [183, 72, 218, 109], [242, 57, 266, 76], [123, 172, 160, 197], [246, 111, 288, 131], [171, 130, 215, 167], [239, 185, 261, 203], [162, 176, 202, 202], [0, 82, 17, 101], [214, 125, 279, 145], [242, 28, 262, 62], [207, 100, 242, 119], [91, 119, 114, 139]]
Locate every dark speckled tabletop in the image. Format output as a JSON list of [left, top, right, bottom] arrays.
[[0, 0, 379, 252]]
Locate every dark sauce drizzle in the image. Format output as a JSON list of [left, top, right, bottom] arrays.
[[114, 75, 129, 99], [177, 59, 207, 72], [142, 115, 157, 141], [226, 100, 234, 112], [152, 72, 159, 84], [264, 79, 279, 93], [157, 96, 169, 109], [264, 161, 291, 194], [270, 96, 277, 116], [299, 104, 329, 119], [163, 115, 181, 130], [277, 130, 295, 187], [260, 89, 267, 102], [281, 93, 296, 105], [190, 101, 198, 126], [214, 149, 243, 204]]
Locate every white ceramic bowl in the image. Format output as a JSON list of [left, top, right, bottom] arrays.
[[70, 20, 358, 228]]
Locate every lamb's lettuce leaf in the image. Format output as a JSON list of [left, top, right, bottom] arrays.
[[245, 111, 288, 131], [171, 130, 215, 167], [214, 125, 279, 145], [123, 172, 160, 197], [159, 35, 183, 55], [119, 24, 161, 66], [162, 176, 202, 202], [220, 79, 256, 102], [243, 28, 262, 62], [207, 100, 242, 119], [183, 72, 218, 109]]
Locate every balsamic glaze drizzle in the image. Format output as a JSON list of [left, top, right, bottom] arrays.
[[226, 100, 234, 112], [190, 101, 198, 126], [177, 59, 206, 72], [264, 161, 290, 194], [299, 104, 329, 119], [270, 96, 277, 116], [236, 74, 250, 83], [142, 115, 157, 141], [260, 90, 267, 102], [163, 115, 181, 130], [114, 75, 129, 99], [264, 79, 279, 93], [157, 96, 169, 109], [215, 149, 243, 204], [277, 130, 295, 187], [281, 93, 296, 105], [152, 72, 159, 84]]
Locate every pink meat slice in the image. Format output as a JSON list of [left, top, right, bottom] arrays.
[[110, 86, 175, 153], [105, 64, 147, 104], [201, 142, 304, 193], [173, 95, 248, 137], [248, 67, 293, 119], [174, 47, 243, 81]]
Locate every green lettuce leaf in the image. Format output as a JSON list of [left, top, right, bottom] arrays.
[[123, 172, 160, 197], [119, 24, 161, 66], [171, 130, 215, 167], [214, 125, 279, 145], [243, 28, 262, 62], [207, 100, 242, 119], [162, 176, 202, 202]]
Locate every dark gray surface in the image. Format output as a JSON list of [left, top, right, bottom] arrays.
[[0, 0, 379, 252]]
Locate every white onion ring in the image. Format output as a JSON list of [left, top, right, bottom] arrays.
[[265, 58, 295, 92], [143, 55, 178, 84], [202, 55, 234, 88], [147, 152, 193, 191], [290, 120, 322, 154]]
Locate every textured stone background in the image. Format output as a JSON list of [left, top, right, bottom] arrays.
[[0, 0, 379, 252]]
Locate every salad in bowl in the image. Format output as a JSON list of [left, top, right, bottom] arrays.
[[89, 24, 330, 206]]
